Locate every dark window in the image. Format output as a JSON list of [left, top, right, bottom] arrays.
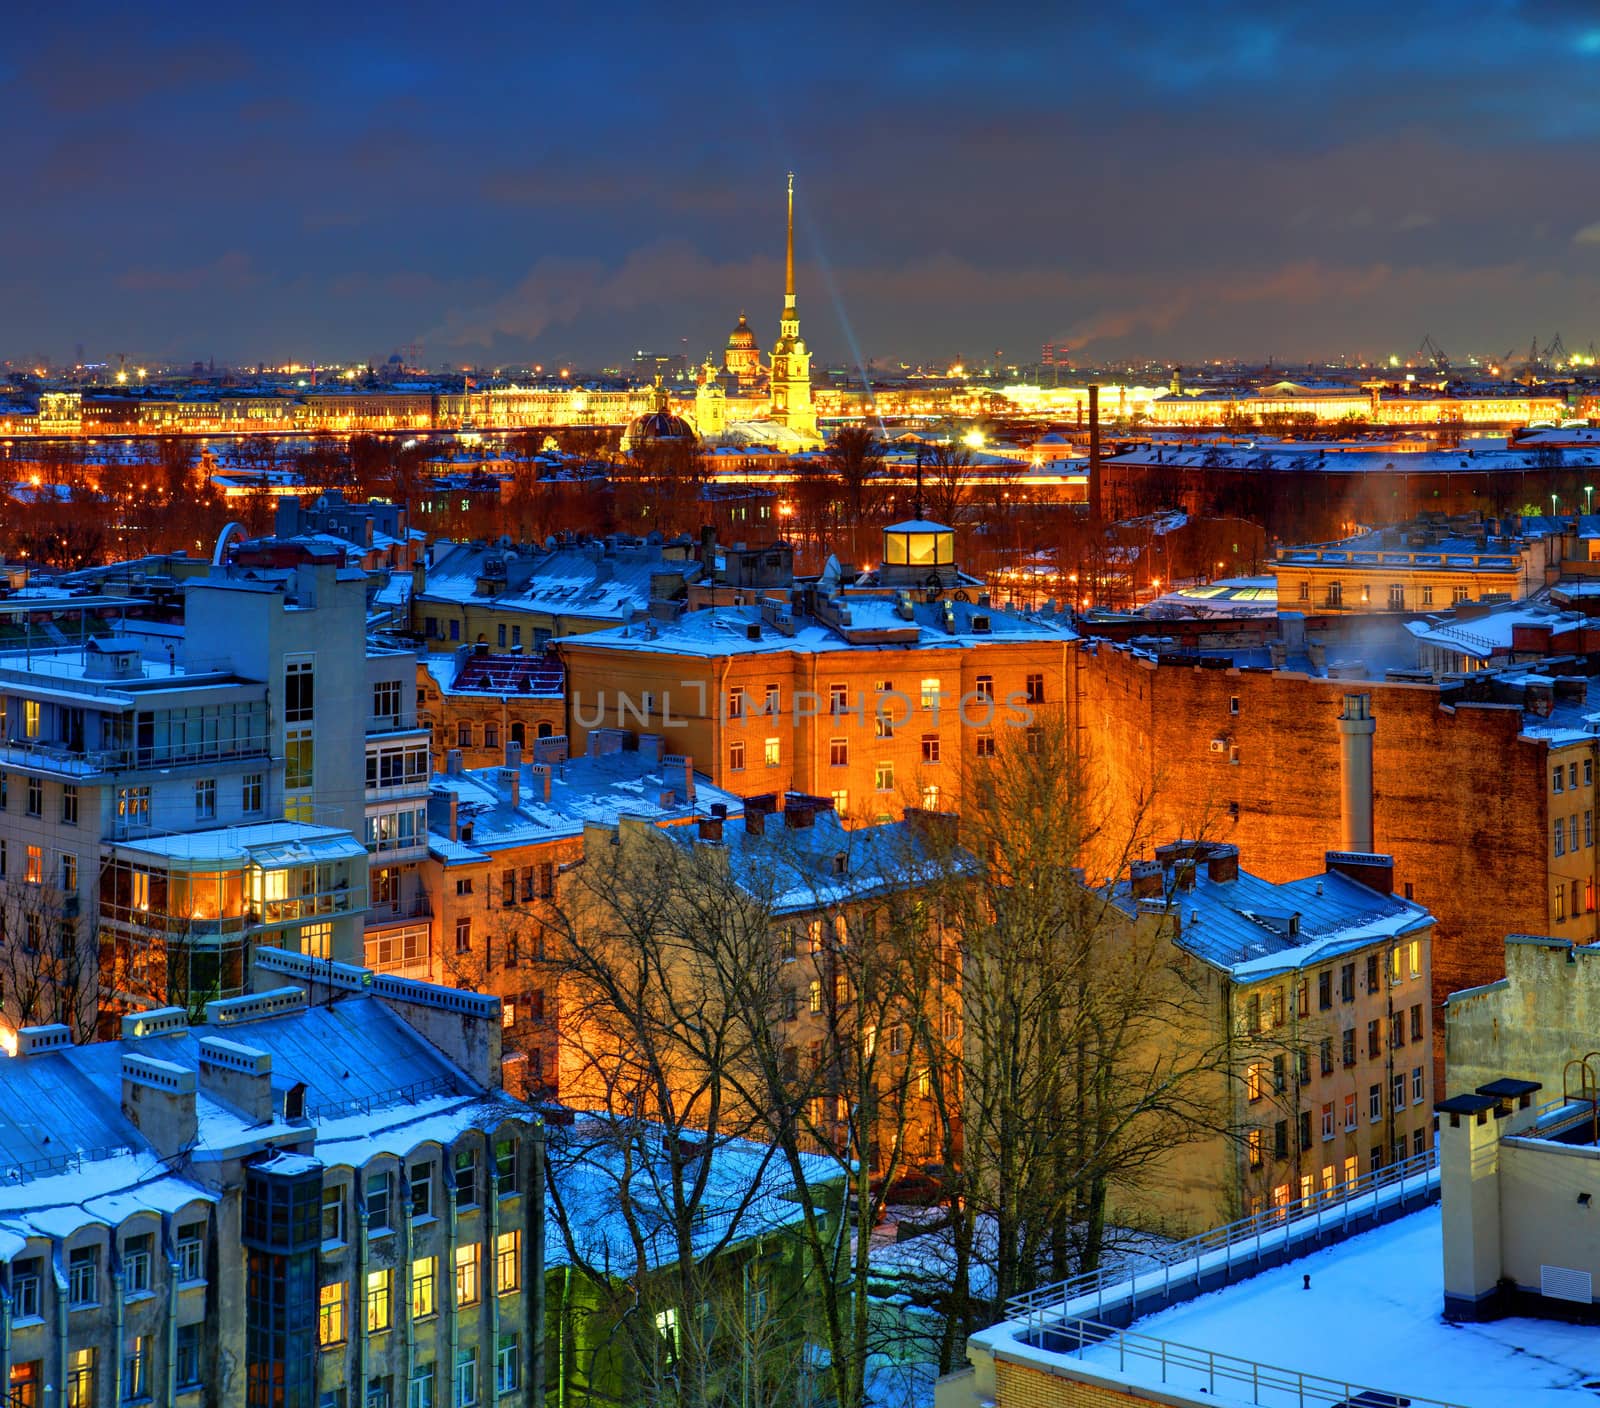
[[1340, 963, 1355, 1003], [1298, 1110, 1312, 1152], [1273, 1120, 1288, 1160], [454, 1149, 478, 1208], [1317, 971, 1332, 1010], [1319, 1037, 1333, 1076], [1341, 1029, 1356, 1068]]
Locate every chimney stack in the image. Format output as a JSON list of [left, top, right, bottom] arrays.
[[1337, 693, 1376, 853], [530, 762, 552, 804], [1088, 383, 1102, 524], [744, 794, 778, 836]]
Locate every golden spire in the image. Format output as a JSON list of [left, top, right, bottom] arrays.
[[784, 171, 796, 313]]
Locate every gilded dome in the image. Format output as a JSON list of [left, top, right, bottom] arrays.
[[727, 313, 757, 350]]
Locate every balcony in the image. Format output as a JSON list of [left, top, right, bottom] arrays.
[[364, 892, 432, 930], [0, 734, 271, 779]]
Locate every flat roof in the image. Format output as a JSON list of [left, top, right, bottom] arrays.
[[1025, 1208, 1598, 1407]]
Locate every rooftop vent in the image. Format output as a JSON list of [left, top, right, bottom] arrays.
[[121, 1007, 188, 1041]]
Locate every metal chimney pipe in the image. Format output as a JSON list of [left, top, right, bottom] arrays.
[[1087, 383, 1102, 523], [1338, 694, 1376, 853]]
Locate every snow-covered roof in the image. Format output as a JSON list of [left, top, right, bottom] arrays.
[[995, 1207, 1598, 1407], [546, 1117, 842, 1274], [427, 743, 742, 864], [557, 598, 1072, 661], [1107, 850, 1431, 980], [0, 996, 533, 1248]]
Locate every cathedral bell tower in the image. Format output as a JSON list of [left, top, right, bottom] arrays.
[[770, 172, 817, 442]]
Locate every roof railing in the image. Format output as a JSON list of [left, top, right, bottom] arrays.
[[1005, 1146, 1437, 1331], [1038, 1316, 1464, 1408]]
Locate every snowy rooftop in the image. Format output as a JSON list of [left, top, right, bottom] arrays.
[[417, 538, 700, 625], [669, 801, 968, 915], [1034, 1207, 1599, 1407], [560, 598, 1072, 660], [1106, 847, 1431, 979], [427, 740, 741, 864], [546, 1117, 841, 1274], [0, 995, 529, 1252]]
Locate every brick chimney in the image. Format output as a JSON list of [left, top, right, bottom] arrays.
[[1325, 849, 1395, 897], [1205, 843, 1240, 884], [744, 794, 778, 836], [1129, 860, 1163, 899], [530, 762, 552, 804], [698, 817, 724, 842]]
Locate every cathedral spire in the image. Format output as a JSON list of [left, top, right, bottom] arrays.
[[784, 171, 796, 312]]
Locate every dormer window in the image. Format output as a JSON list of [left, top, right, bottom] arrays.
[[832, 854, 848, 876]]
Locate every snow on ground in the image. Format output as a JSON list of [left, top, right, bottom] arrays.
[[1074, 1206, 1600, 1407]]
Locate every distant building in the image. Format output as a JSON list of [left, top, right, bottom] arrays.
[[408, 537, 702, 651], [416, 645, 565, 770], [768, 175, 817, 445], [1274, 516, 1564, 614]]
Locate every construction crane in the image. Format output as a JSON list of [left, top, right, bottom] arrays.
[[1547, 332, 1569, 368], [1417, 334, 1450, 373]]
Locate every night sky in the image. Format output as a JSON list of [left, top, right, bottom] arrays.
[[6, 2, 1600, 371]]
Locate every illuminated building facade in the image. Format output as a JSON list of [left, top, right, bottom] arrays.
[[723, 312, 762, 385], [1273, 519, 1563, 613], [558, 524, 1073, 824], [1101, 841, 1434, 1232]]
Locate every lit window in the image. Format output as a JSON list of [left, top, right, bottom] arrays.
[[367, 1268, 393, 1334], [496, 1230, 520, 1294], [454, 1245, 481, 1307], [764, 737, 780, 767], [319, 1280, 347, 1346], [67, 1348, 95, 1408], [411, 1256, 437, 1319], [921, 784, 940, 808], [920, 677, 941, 710], [875, 761, 894, 792]]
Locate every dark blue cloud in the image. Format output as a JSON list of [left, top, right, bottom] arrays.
[[4, 0, 1600, 369]]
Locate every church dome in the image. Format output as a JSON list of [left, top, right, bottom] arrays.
[[626, 409, 698, 445], [727, 313, 757, 350]]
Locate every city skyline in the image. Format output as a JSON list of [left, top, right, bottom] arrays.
[[9, 3, 1600, 369]]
